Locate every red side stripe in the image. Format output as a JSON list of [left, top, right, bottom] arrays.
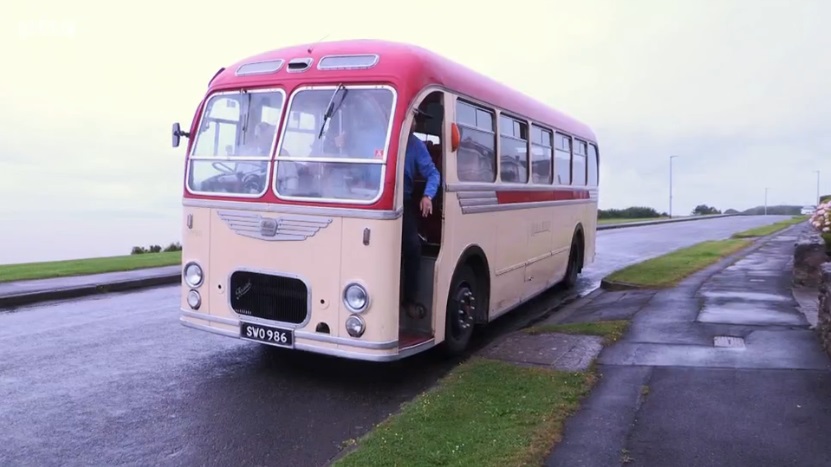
[[496, 189, 590, 204]]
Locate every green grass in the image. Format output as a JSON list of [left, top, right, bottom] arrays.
[[526, 320, 630, 345], [0, 252, 182, 283], [334, 358, 597, 467], [604, 238, 752, 288], [598, 217, 668, 225], [731, 216, 808, 238]]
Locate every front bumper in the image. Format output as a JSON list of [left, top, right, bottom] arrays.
[[179, 309, 434, 362]]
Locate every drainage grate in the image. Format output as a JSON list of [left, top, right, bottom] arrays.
[[714, 336, 745, 348]]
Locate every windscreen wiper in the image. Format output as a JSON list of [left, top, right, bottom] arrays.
[[318, 83, 348, 139]]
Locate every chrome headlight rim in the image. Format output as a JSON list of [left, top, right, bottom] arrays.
[[345, 314, 366, 338], [183, 261, 204, 288], [342, 281, 369, 313], [187, 289, 202, 309]]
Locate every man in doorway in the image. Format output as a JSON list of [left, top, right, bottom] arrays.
[[401, 108, 440, 319]]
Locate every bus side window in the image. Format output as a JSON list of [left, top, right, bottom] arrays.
[[499, 114, 528, 184], [554, 132, 571, 185], [573, 139, 587, 186], [531, 125, 553, 184], [455, 100, 496, 183]]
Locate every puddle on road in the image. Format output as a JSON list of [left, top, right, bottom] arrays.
[[713, 336, 746, 348], [698, 302, 805, 326], [701, 291, 792, 302]]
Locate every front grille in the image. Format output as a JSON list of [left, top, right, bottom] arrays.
[[229, 271, 308, 324]]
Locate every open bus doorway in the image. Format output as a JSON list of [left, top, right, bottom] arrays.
[[398, 90, 446, 349]]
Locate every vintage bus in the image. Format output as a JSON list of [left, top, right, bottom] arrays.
[[172, 39, 599, 362]]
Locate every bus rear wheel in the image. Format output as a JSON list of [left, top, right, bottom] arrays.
[[443, 265, 478, 356], [563, 236, 581, 289]]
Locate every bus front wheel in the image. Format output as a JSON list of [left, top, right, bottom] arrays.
[[443, 265, 478, 356]]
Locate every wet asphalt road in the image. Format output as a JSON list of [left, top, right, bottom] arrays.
[[0, 215, 793, 467]]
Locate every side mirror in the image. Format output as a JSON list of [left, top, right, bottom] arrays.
[[172, 122, 190, 148], [450, 122, 460, 152]]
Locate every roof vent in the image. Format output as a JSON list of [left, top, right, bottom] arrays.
[[235, 59, 284, 76], [318, 54, 379, 70], [287, 58, 313, 73]]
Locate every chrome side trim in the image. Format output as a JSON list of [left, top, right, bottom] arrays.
[[494, 245, 569, 277], [182, 198, 402, 220], [495, 263, 524, 276], [179, 309, 398, 350], [217, 210, 333, 241], [457, 191, 498, 209], [461, 198, 594, 214]]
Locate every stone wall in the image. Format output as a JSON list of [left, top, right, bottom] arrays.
[[817, 264, 831, 357], [793, 226, 829, 288]]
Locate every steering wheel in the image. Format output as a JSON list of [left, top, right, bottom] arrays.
[[212, 162, 235, 174]]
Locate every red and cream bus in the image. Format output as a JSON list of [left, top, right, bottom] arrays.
[[172, 39, 599, 361]]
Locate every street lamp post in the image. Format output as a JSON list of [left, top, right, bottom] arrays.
[[815, 170, 821, 206], [764, 187, 769, 215], [669, 155, 678, 218]]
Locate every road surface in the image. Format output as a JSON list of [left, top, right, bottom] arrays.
[[0, 215, 793, 467]]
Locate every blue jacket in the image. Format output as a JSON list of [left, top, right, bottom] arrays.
[[403, 134, 440, 200]]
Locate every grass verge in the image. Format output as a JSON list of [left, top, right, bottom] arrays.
[[0, 252, 181, 283], [598, 217, 668, 225], [731, 216, 807, 238], [334, 358, 597, 467], [603, 238, 751, 288], [526, 320, 630, 345], [336, 322, 630, 466]]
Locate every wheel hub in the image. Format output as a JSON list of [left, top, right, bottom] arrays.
[[455, 287, 475, 332]]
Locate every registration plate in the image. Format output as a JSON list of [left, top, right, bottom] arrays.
[[240, 322, 294, 348]]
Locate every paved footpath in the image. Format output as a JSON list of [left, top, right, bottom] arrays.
[[528, 226, 831, 466], [0, 266, 179, 309]]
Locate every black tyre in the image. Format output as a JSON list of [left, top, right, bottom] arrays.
[[443, 265, 479, 356], [563, 236, 581, 289]]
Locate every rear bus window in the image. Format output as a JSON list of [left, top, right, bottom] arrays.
[[588, 143, 599, 186]]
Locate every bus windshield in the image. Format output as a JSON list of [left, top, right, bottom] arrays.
[[274, 85, 394, 202], [187, 89, 285, 196]]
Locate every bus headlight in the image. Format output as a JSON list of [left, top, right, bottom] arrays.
[[345, 315, 365, 337], [184, 262, 203, 288], [187, 289, 201, 309], [342, 283, 369, 313]]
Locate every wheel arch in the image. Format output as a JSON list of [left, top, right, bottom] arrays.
[[452, 244, 491, 323]]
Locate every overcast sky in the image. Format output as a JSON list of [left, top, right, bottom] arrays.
[[1, 0, 829, 263]]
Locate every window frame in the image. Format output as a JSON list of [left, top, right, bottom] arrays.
[[271, 83, 398, 205], [185, 87, 287, 199], [455, 99, 498, 183]]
